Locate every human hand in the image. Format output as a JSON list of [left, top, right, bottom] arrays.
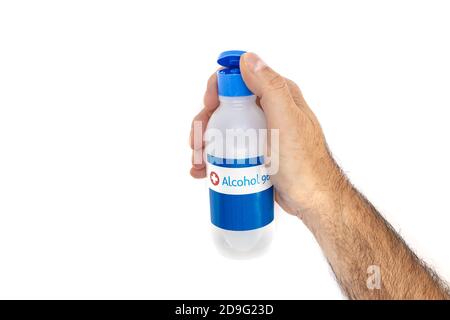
[[189, 52, 344, 229]]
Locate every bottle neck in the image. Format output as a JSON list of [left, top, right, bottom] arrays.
[[219, 95, 256, 106]]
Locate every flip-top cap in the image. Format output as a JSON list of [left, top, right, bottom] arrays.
[[217, 50, 246, 68], [216, 50, 253, 97]]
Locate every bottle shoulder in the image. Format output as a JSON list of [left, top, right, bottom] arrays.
[[207, 102, 267, 131]]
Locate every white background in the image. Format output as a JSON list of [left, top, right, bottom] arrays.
[[1, 0, 449, 299]]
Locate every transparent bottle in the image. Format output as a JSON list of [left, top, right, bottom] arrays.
[[205, 50, 274, 258]]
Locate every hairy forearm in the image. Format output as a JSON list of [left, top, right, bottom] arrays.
[[298, 168, 449, 300]]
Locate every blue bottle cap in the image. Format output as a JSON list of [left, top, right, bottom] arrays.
[[216, 50, 253, 97]]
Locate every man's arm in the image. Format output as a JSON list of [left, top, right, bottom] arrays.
[[238, 52, 450, 299], [190, 52, 450, 299], [298, 164, 449, 299]]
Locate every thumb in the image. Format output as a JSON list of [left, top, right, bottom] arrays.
[[240, 52, 296, 119]]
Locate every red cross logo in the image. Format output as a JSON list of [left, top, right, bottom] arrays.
[[210, 171, 219, 186]]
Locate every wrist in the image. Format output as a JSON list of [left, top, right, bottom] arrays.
[[291, 162, 351, 236]]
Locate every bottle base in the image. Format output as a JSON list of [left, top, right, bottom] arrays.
[[211, 223, 273, 259]]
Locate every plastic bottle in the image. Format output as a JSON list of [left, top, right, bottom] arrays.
[[205, 50, 274, 257]]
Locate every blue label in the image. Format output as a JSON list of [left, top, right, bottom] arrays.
[[207, 155, 274, 231]]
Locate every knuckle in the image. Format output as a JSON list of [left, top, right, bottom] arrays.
[[285, 78, 302, 94], [266, 72, 287, 91]]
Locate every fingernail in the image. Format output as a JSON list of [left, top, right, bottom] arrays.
[[244, 52, 267, 73]]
